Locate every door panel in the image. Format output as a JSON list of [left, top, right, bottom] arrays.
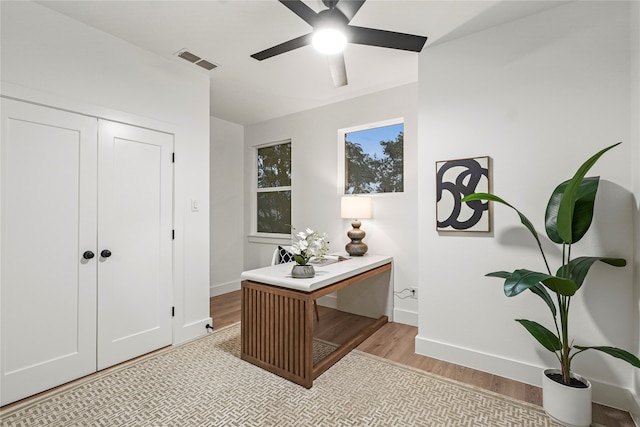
[[97, 120, 173, 370], [0, 99, 98, 405]]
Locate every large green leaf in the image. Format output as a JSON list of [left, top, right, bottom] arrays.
[[502, 270, 545, 296], [545, 177, 600, 244], [504, 269, 576, 297], [574, 346, 640, 368], [516, 319, 562, 353], [486, 271, 512, 279], [541, 276, 578, 296], [557, 257, 627, 289], [462, 193, 542, 250], [487, 271, 557, 316], [557, 143, 621, 243]]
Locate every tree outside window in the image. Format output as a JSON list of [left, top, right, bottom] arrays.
[[345, 122, 404, 194], [257, 141, 291, 234]]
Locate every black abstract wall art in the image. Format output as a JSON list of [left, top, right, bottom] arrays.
[[436, 156, 491, 232]]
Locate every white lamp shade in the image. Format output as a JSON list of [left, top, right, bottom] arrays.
[[341, 196, 372, 219]]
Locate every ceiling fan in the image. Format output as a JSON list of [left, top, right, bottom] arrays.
[[251, 0, 428, 87]]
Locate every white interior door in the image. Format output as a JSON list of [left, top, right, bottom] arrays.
[[0, 99, 98, 405], [97, 120, 173, 370]]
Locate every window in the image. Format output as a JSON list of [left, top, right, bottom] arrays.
[[342, 120, 404, 194], [256, 140, 291, 235]]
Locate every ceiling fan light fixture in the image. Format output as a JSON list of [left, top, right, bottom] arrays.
[[312, 28, 347, 54]]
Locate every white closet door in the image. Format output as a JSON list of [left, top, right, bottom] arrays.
[[97, 120, 173, 370], [0, 99, 98, 405]]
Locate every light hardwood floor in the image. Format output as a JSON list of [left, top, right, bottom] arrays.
[[212, 290, 635, 427]]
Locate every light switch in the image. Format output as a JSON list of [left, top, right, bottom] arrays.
[[191, 199, 199, 212]]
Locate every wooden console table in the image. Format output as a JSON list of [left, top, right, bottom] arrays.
[[240, 255, 393, 388]]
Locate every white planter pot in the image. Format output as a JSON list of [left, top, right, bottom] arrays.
[[542, 368, 592, 427]]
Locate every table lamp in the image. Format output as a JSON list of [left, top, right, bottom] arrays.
[[341, 196, 372, 256]]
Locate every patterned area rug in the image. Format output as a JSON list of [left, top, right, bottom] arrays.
[[1, 323, 562, 426]]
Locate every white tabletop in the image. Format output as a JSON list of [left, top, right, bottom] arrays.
[[240, 254, 393, 292]]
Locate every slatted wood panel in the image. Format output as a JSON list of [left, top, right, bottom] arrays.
[[241, 263, 391, 389], [241, 281, 315, 387]]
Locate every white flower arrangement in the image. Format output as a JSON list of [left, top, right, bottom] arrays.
[[291, 228, 329, 265]]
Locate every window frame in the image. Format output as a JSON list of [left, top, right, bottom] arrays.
[[337, 117, 405, 195], [249, 139, 292, 244]]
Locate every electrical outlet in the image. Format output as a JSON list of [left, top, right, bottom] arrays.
[[411, 287, 418, 299]]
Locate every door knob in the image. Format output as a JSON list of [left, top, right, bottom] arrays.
[[101, 249, 112, 258], [83, 251, 95, 260]]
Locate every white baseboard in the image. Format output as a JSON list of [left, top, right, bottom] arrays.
[[210, 280, 240, 297], [393, 308, 418, 326], [415, 335, 634, 412], [317, 294, 337, 308], [591, 381, 635, 413], [630, 391, 640, 426]]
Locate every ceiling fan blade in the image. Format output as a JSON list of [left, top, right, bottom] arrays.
[[327, 53, 348, 87], [348, 26, 427, 52], [279, 0, 318, 27], [334, 0, 366, 22], [251, 33, 313, 61]]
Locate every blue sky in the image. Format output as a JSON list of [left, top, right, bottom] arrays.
[[346, 123, 403, 158]]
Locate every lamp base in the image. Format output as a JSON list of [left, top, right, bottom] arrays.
[[345, 220, 368, 256]]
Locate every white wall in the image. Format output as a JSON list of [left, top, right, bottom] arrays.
[[210, 116, 245, 297], [631, 0, 640, 422], [417, 1, 637, 410], [1, 1, 211, 345], [244, 83, 420, 325]]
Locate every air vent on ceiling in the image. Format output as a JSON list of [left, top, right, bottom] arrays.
[[175, 49, 218, 71]]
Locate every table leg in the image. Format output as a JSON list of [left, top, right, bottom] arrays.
[[241, 281, 315, 388]]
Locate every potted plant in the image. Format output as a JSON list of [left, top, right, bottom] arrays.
[[290, 228, 329, 278], [462, 142, 640, 427]]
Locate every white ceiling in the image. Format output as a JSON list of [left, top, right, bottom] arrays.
[[37, 0, 568, 125]]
